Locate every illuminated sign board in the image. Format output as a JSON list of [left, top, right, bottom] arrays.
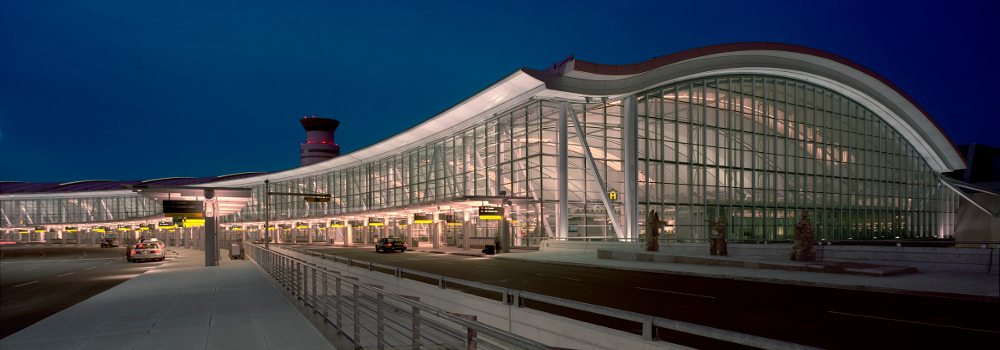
[[65, 227, 78, 232], [183, 218, 205, 227], [330, 220, 344, 227], [295, 222, 309, 229], [398, 220, 407, 227], [316, 223, 326, 229], [413, 213, 432, 223], [93, 226, 107, 232], [163, 200, 204, 218], [608, 190, 619, 201], [446, 215, 462, 226], [232, 226, 242, 231], [349, 220, 363, 228], [478, 206, 503, 220], [368, 217, 384, 226], [117, 225, 131, 231], [34, 227, 46, 233], [18, 229, 28, 234], [158, 222, 175, 229]]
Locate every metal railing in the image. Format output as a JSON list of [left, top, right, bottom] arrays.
[[245, 243, 550, 350], [281, 245, 820, 350]]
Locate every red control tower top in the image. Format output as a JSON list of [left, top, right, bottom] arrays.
[[300, 116, 341, 166]]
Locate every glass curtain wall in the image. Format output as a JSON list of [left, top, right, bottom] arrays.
[[634, 76, 946, 241], [1, 196, 161, 227]]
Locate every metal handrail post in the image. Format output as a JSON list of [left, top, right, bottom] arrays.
[[353, 284, 361, 350], [336, 277, 343, 327], [377, 292, 385, 350]]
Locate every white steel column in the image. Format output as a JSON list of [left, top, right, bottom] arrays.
[[623, 95, 639, 239], [345, 225, 353, 247], [558, 102, 570, 238]]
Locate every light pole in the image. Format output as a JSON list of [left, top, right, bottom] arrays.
[[262, 179, 328, 250], [264, 179, 270, 249]]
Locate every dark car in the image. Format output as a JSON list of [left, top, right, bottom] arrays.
[[101, 238, 119, 248], [375, 237, 407, 253]]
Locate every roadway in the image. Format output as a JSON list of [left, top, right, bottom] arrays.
[[303, 246, 999, 350], [0, 245, 172, 339]]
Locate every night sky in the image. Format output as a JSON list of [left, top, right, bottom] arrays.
[[2, 0, 998, 183]]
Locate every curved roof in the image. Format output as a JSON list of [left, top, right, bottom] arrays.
[[524, 42, 965, 172], [0, 172, 269, 194]]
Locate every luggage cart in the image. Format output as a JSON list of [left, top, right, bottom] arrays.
[[229, 243, 245, 260]]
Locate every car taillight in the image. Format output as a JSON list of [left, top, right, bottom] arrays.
[[403, 243, 407, 246], [154, 250, 160, 253], [131, 251, 137, 255], [387, 243, 393, 246]]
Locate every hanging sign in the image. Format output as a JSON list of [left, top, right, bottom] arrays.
[[295, 222, 309, 229], [368, 217, 384, 226], [446, 215, 462, 226], [163, 200, 204, 218], [330, 220, 345, 227], [413, 213, 432, 223], [398, 220, 408, 227], [478, 206, 504, 220], [65, 227, 78, 232]]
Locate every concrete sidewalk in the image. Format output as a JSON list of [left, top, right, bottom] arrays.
[[393, 245, 1000, 302], [0, 247, 335, 350]]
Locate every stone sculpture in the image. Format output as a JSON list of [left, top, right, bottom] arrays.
[[789, 211, 816, 261], [645, 210, 660, 252], [704, 216, 728, 256]]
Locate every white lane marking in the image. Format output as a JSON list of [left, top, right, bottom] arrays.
[[536, 273, 581, 282], [476, 266, 503, 271], [828, 311, 999, 334], [637, 287, 715, 299], [436, 262, 455, 265], [56, 272, 74, 277], [25, 267, 39, 271], [15, 281, 38, 287], [85, 266, 97, 270]]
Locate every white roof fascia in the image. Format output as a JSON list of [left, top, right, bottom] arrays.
[[207, 70, 547, 188]]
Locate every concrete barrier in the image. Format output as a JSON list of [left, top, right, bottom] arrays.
[[603, 242, 1000, 273]]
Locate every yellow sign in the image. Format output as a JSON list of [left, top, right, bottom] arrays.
[[608, 190, 619, 201], [94, 229, 106, 233]]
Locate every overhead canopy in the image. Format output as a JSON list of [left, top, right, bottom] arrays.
[[125, 185, 252, 217]]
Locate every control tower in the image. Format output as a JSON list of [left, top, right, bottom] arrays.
[[300, 116, 341, 166]]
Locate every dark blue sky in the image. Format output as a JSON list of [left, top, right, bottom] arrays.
[[2, 0, 998, 183]]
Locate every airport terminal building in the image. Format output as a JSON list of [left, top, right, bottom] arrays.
[[2, 43, 984, 246]]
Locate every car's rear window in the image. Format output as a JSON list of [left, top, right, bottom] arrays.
[[387, 238, 403, 242]]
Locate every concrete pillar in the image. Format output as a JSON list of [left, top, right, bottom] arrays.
[[432, 222, 441, 249], [205, 217, 217, 267], [345, 226, 353, 247], [61, 230, 66, 245], [307, 227, 313, 244], [501, 219, 510, 253], [463, 216, 471, 250]]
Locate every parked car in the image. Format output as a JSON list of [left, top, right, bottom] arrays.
[[101, 238, 119, 248], [128, 242, 165, 262], [375, 237, 407, 253]]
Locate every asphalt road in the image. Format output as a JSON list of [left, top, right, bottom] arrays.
[[303, 246, 999, 350], [0, 245, 174, 339]]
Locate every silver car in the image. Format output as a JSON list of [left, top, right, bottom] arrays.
[[128, 242, 165, 262]]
